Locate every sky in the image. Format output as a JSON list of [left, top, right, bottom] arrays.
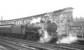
[[0, 0, 83, 20]]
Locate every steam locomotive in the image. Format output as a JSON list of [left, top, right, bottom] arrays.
[[0, 24, 41, 41], [0, 21, 58, 43]]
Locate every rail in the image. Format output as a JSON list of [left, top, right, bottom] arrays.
[[0, 36, 82, 50]]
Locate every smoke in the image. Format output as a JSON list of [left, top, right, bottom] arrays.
[[38, 29, 52, 43], [38, 23, 78, 44], [30, 17, 41, 24], [56, 34, 78, 44], [38, 28, 78, 44]]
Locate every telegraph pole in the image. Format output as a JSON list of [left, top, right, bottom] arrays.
[[0, 16, 3, 25], [1, 16, 3, 21]]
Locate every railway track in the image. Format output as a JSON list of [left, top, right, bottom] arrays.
[[0, 36, 58, 50], [0, 43, 17, 50], [0, 36, 83, 50], [0, 38, 47, 50], [0, 38, 60, 50]]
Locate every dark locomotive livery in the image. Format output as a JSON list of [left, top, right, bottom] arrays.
[[0, 24, 41, 41]]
